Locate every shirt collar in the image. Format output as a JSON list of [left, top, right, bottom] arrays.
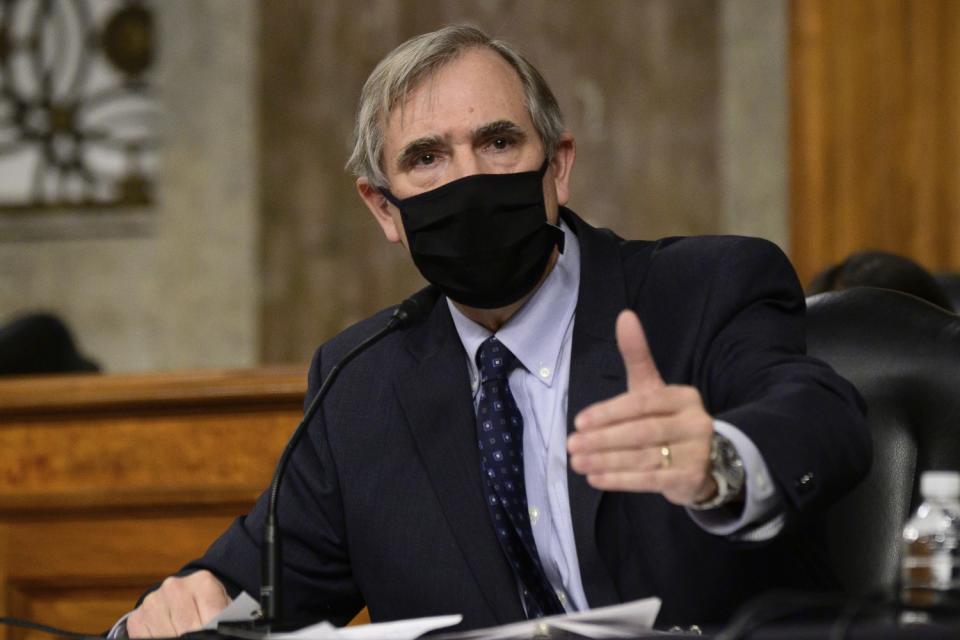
[[449, 219, 581, 390]]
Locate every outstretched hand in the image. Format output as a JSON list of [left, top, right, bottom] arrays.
[[567, 310, 717, 506]]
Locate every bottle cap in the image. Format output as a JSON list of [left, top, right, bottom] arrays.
[[920, 471, 960, 499]]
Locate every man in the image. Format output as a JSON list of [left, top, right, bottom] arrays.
[[124, 25, 870, 637], [807, 250, 955, 312]]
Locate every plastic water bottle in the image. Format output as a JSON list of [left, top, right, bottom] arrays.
[[900, 471, 960, 612]]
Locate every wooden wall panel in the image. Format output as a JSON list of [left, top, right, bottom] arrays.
[[790, 0, 960, 285], [6, 516, 239, 639], [0, 368, 307, 640]]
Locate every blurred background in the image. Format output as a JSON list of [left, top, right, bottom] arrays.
[[0, 0, 957, 373]]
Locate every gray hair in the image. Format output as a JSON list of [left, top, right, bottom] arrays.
[[345, 25, 565, 188]]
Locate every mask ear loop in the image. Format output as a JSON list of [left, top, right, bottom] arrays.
[[538, 156, 551, 178], [537, 155, 567, 253], [547, 223, 566, 254], [378, 186, 403, 208]]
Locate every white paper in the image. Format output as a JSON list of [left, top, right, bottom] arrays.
[[434, 597, 662, 640], [204, 592, 263, 630], [207, 591, 659, 640], [205, 591, 460, 640], [548, 619, 637, 638], [267, 619, 335, 639], [271, 614, 462, 640]]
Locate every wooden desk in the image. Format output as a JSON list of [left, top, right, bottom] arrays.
[[0, 367, 309, 640]]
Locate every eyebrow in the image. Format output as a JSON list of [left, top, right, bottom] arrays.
[[474, 120, 527, 142], [395, 136, 444, 171], [394, 120, 529, 170]]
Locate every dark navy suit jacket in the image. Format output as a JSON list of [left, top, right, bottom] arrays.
[[186, 209, 870, 630]]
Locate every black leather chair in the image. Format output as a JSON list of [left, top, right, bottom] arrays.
[[935, 273, 960, 313], [805, 287, 960, 598]]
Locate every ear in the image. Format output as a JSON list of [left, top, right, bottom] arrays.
[[550, 132, 576, 206], [357, 177, 404, 244]]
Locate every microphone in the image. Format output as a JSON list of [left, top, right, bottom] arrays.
[[258, 285, 438, 629]]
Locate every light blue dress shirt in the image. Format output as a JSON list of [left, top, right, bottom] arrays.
[[448, 220, 784, 613]]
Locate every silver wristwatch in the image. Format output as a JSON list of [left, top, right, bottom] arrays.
[[689, 433, 746, 510]]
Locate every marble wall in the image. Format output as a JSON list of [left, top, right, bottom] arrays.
[[719, 0, 787, 242], [1, 0, 786, 371], [0, 1, 260, 372]]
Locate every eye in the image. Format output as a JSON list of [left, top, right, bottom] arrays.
[[491, 137, 511, 150], [416, 153, 436, 166]]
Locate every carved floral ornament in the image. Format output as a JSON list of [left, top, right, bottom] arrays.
[[0, 0, 157, 212]]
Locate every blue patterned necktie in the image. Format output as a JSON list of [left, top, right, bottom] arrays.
[[475, 335, 565, 618]]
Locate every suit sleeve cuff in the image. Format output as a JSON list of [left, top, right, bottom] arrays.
[[685, 419, 785, 540]]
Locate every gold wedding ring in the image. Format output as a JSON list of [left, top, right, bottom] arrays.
[[660, 445, 672, 469]]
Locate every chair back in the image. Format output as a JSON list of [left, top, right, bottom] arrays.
[[805, 287, 960, 597], [934, 273, 960, 312]]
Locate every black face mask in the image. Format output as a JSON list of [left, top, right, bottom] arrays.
[[380, 159, 564, 309]]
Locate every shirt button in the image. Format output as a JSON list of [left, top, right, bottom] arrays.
[[556, 590, 568, 604], [529, 506, 540, 525], [539, 366, 550, 378]]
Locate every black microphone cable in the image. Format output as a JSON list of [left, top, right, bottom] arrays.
[[258, 285, 438, 629]]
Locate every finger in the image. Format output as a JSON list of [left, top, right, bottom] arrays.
[[574, 385, 703, 431], [137, 616, 158, 640], [140, 595, 177, 638], [586, 467, 707, 504], [570, 438, 708, 475], [132, 594, 177, 639], [188, 571, 230, 625], [570, 413, 678, 455], [570, 446, 661, 475], [161, 577, 205, 636], [616, 310, 664, 392], [126, 609, 154, 639], [585, 468, 674, 493], [571, 404, 711, 454]]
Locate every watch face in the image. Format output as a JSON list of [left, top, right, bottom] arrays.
[[691, 435, 747, 510], [715, 435, 745, 491], [724, 440, 743, 467]]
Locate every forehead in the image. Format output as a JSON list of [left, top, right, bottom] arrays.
[[382, 47, 533, 151]]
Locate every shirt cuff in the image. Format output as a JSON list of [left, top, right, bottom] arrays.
[[685, 419, 784, 540], [107, 612, 131, 638]]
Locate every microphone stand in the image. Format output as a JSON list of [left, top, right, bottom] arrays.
[[255, 286, 437, 632]]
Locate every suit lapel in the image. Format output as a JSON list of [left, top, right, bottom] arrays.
[[394, 302, 525, 624], [566, 331, 625, 608], [563, 209, 635, 608]]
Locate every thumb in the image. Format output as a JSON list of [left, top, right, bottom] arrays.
[[616, 310, 664, 391]]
